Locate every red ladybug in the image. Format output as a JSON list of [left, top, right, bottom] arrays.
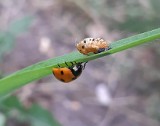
[[52, 62, 87, 83]]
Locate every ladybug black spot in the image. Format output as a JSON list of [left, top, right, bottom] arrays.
[[84, 40, 86, 43], [93, 39, 95, 41], [82, 45, 85, 49], [60, 71, 64, 75]]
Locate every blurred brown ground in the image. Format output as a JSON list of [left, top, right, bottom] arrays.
[[1, 0, 160, 126]]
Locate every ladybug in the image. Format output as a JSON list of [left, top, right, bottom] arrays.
[[76, 38, 111, 55], [52, 62, 87, 83]]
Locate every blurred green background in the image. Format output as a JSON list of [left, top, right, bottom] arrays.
[[0, 0, 160, 126]]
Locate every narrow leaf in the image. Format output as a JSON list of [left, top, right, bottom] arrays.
[[0, 28, 160, 96]]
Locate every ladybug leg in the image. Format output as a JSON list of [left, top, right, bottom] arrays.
[[73, 61, 81, 68], [75, 61, 83, 65], [83, 62, 88, 69], [73, 61, 80, 67], [73, 61, 79, 65], [57, 64, 61, 68], [66, 61, 75, 68], [65, 62, 69, 67], [70, 62, 74, 67], [97, 48, 105, 53], [106, 46, 112, 50]]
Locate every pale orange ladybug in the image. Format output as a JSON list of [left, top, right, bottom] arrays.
[[76, 38, 111, 55]]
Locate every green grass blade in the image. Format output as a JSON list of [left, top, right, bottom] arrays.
[[0, 28, 160, 96]]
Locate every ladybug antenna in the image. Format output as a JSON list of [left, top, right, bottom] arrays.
[[83, 61, 88, 69], [74, 38, 79, 46], [65, 62, 69, 67]]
